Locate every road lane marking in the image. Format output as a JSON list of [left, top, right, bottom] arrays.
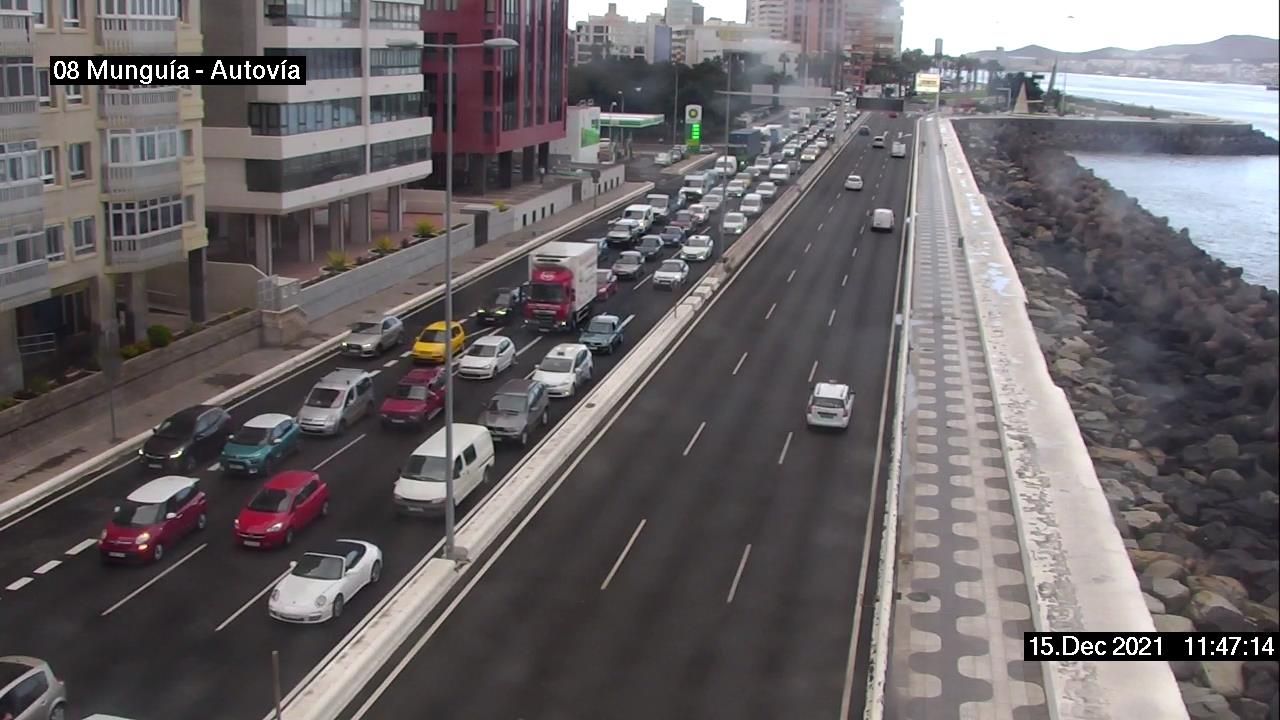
[[726, 544, 752, 604], [312, 433, 366, 472], [618, 314, 635, 329], [732, 351, 748, 375], [33, 560, 60, 575], [828, 308, 837, 326], [399, 350, 411, 358], [777, 432, 793, 465], [6, 577, 32, 591], [859, 224, 865, 235], [786, 269, 796, 283], [216, 566, 294, 633], [828, 204, 835, 214], [206, 462, 221, 472], [852, 246, 859, 259], [633, 274, 652, 289], [101, 543, 207, 617], [524, 368, 537, 379], [765, 302, 777, 320], [682, 421, 707, 457], [515, 337, 543, 356], [817, 222, 824, 231], [842, 274, 849, 287], [66, 539, 97, 555], [809, 361, 819, 382], [601, 519, 646, 591], [804, 242, 811, 254], [382, 358, 398, 368]]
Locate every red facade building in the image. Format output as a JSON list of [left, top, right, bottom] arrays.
[[420, 0, 569, 194]]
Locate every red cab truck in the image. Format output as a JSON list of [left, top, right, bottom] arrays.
[[525, 241, 598, 332]]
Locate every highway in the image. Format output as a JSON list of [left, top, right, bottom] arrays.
[[340, 113, 917, 720], [0, 118, 856, 718]]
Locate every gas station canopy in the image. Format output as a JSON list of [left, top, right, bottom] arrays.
[[598, 113, 665, 129]]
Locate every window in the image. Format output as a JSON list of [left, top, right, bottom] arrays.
[[483, 110, 493, 135], [37, 68, 53, 107], [98, 0, 177, 18], [44, 224, 65, 261], [0, 0, 31, 9], [63, 0, 80, 25], [39, 146, 56, 184], [369, 47, 419, 77], [67, 141, 88, 179], [106, 127, 178, 165], [369, 1, 418, 29], [422, 74, 437, 121], [244, 146, 366, 193], [65, 84, 82, 104], [443, 0, 456, 9], [108, 194, 184, 239], [263, 0, 358, 28], [72, 216, 96, 255], [462, 444, 477, 463], [183, 194, 194, 219], [482, 71, 494, 105], [0, 140, 41, 184], [369, 92, 422, 124], [181, 129, 193, 156], [422, 32, 437, 58], [370, 135, 429, 173], [501, 0, 518, 131], [30, 0, 45, 25], [263, 48, 361, 81], [248, 98, 361, 136], [0, 58, 36, 100]]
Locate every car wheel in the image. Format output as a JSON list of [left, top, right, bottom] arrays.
[[196, 512, 207, 531], [153, 544, 165, 562], [331, 595, 344, 619], [519, 430, 528, 447], [182, 454, 196, 473], [284, 528, 294, 546], [541, 410, 549, 427], [49, 703, 66, 720], [321, 500, 330, 517], [370, 560, 382, 584]]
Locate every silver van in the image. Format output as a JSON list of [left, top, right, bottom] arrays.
[[871, 208, 895, 232], [297, 368, 376, 435], [0, 656, 68, 720], [478, 378, 550, 447], [394, 424, 496, 515]]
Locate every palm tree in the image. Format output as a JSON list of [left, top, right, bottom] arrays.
[[778, 52, 791, 79]]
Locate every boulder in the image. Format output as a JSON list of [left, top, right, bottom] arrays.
[[1054, 357, 1084, 377], [1100, 476, 1137, 510], [1244, 662, 1279, 702], [1144, 592, 1167, 614], [1201, 661, 1246, 699], [1130, 549, 1187, 571], [1190, 591, 1255, 632], [1231, 697, 1269, 720], [1154, 613, 1196, 633], [1239, 600, 1280, 632], [1209, 468, 1249, 499], [1151, 577, 1193, 612], [1207, 434, 1242, 462], [1123, 509, 1164, 535], [1180, 681, 1238, 720], [1188, 575, 1252, 609], [1145, 559, 1189, 581]]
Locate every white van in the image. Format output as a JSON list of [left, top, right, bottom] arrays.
[[871, 208, 895, 232], [621, 204, 655, 233], [740, 193, 764, 217], [768, 163, 792, 184], [714, 155, 738, 175], [646, 193, 673, 220], [393, 424, 496, 515]]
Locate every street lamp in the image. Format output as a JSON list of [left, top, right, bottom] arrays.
[[387, 35, 519, 560]]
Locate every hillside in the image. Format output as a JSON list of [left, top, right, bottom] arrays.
[[971, 34, 1278, 63]]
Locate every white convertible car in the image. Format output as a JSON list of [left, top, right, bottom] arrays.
[[268, 539, 383, 623]]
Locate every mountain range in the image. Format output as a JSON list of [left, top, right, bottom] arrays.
[[970, 35, 1279, 64]]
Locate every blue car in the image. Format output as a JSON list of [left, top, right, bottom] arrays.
[[220, 413, 300, 476], [659, 226, 685, 247]]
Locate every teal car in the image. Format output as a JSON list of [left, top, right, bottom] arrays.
[[220, 413, 300, 476]]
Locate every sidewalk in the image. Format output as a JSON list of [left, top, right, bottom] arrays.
[[0, 182, 650, 505]]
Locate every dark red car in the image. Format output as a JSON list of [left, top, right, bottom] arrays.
[[379, 367, 446, 428], [100, 475, 207, 564], [596, 268, 618, 301], [889, 111, 899, 118], [234, 470, 329, 549]]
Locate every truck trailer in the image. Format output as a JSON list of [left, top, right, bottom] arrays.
[[728, 129, 763, 166], [525, 241, 598, 332]]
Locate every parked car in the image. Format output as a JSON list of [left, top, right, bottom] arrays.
[[379, 367, 446, 428], [234, 470, 329, 549], [140, 405, 233, 473], [702, 191, 724, 213], [477, 378, 550, 447], [475, 285, 527, 325], [219, 413, 300, 476], [858, 125, 871, 136], [342, 313, 403, 357], [99, 475, 207, 564], [268, 540, 382, 624]]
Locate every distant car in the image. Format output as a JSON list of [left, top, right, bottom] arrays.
[[532, 343, 594, 398], [268, 540, 382, 624], [475, 285, 527, 325], [659, 226, 685, 247], [702, 191, 724, 213], [379, 367, 445, 428], [756, 181, 778, 200], [219, 413, 300, 476], [678, 234, 714, 262], [654, 151, 672, 166], [578, 313, 626, 354], [688, 203, 710, 224], [858, 126, 871, 136], [845, 174, 864, 191], [669, 145, 685, 161], [100, 475, 207, 564], [342, 313, 403, 357], [234, 470, 329, 549], [739, 193, 764, 217], [596, 268, 619, 300], [807, 381, 854, 430], [800, 149, 817, 162], [872, 135, 886, 148], [889, 111, 898, 118], [457, 334, 516, 380], [0, 656, 67, 720], [477, 378, 550, 446], [722, 212, 748, 235], [612, 250, 645, 280], [725, 179, 748, 198], [816, 137, 829, 149], [140, 404, 232, 473], [670, 210, 696, 232], [652, 259, 689, 290], [636, 234, 664, 261], [412, 321, 466, 364]]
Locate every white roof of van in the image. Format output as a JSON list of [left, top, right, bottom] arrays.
[[128, 476, 197, 504], [411, 424, 490, 457]]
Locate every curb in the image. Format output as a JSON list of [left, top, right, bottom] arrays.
[[0, 183, 655, 527]]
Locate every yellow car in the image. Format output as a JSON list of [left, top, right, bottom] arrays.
[[412, 321, 466, 363]]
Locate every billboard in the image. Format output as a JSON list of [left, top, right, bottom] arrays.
[[581, 114, 601, 148], [914, 72, 941, 93]]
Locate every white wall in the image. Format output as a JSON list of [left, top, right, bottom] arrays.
[[550, 106, 602, 164]]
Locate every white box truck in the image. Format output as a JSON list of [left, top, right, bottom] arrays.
[[525, 241, 598, 332]]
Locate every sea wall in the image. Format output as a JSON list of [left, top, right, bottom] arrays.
[[953, 119, 1279, 720], [992, 115, 1279, 155]]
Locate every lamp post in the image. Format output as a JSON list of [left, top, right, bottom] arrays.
[[388, 35, 519, 560], [723, 54, 733, 158]]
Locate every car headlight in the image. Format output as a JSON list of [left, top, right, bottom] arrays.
[[99, 529, 107, 540], [169, 448, 184, 458], [233, 518, 240, 529], [137, 448, 144, 456], [271, 589, 280, 601], [316, 595, 327, 607], [268, 522, 284, 533], [136, 532, 151, 545]]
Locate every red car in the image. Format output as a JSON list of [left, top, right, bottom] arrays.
[[379, 367, 446, 428], [889, 111, 898, 118], [234, 470, 329, 549], [100, 475, 207, 563], [596, 268, 618, 301]]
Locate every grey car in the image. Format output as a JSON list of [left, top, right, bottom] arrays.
[[342, 314, 404, 357], [612, 250, 645, 280], [0, 656, 68, 720], [478, 379, 550, 447]]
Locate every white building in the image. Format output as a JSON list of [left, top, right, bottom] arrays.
[[681, 20, 798, 73], [745, 0, 788, 40], [200, 0, 432, 275], [574, 4, 669, 64]]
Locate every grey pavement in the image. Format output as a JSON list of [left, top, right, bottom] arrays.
[[885, 120, 1049, 719]]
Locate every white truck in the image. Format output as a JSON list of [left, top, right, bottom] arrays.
[[524, 241, 598, 332], [621, 204, 655, 233], [679, 172, 714, 204], [647, 193, 675, 220], [891, 141, 907, 158]]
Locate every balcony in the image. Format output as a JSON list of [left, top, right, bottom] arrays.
[[107, 228, 185, 273], [102, 159, 183, 200], [99, 86, 181, 129], [0, 258, 51, 312], [0, 13, 33, 56], [0, 97, 39, 144], [0, 178, 44, 232], [97, 16, 178, 55]]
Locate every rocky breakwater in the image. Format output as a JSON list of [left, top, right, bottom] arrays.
[[954, 120, 1280, 720], [994, 116, 1280, 156]]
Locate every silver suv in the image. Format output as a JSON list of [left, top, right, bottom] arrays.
[[478, 379, 550, 447], [297, 368, 376, 435], [342, 313, 404, 357], [0, 656, 67, 720]]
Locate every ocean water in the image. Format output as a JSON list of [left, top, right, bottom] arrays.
[[1061, 74, 1279, 290]]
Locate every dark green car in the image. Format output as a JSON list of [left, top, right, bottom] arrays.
[[220, 413, 300, 476]]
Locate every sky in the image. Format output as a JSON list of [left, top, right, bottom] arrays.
[[569, 0, 1279, 55]]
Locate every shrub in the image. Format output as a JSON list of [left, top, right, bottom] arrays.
[[374, 236, 396, 254], [400, 237, 411, 249], [146, 324, 174, 348], [493, 200, 509, 212], [27, 376, 52, 395], [325, 250, 350, 271], [120, 340, 152, 360], [415, 220, 439, 237], [0, 397, 18, 410]]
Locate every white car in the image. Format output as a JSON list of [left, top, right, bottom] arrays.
[[269, 539, 382, 624], [872, 135, 886, 148], [679, 234, 714, 262], [844, 174, 864, 191], [800, 149, 817, 162], [806, 381, 854, 430], [816, 137, 829, 149], [457, 335, 515, 379], [725, 180, 748, 198], [702, 191, 724, 213], [688, 203, 710, 225], [652, 259, 689, 289], [532, 343, 594, 398], [739, 193, 764, 217], [756, 181, 777, 200], [722, 212, 748, 235], [654, 152, 672, 166]]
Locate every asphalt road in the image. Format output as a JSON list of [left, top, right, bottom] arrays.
[[0, 118, 859, 718], [341, 113, 917, 720]]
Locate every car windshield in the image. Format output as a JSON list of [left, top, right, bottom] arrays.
[[248, 488, 291, 513], [661, 229, 680, 238], [659, 261, 684, 272], [640, 238, 660, 248], [470, 343, 499, 358], [113, 500, 166, 527], [421, 329, 449, 343], [688, 237, 710, 247], [726, 214, 746, 223], [691, 205, 706, 214], [305, 388, 342, 408], [155, 415, 195, 439], [596, 270, 613, 283], [489, 290, 512, 306], [529, 283, 566, 302], [403, 454, 449, 482], [230, 426, 271, 445], [616, 255, 640, 267], [393, 384, 430, 401], [814, 396, 846, 409], [540, 357, 575, 373], [487, 394, 527, 415], [610, 223, 632, 234], [350, 321, 379, 334], [585, 319, 614, 334], [293, 554, 344, 581]]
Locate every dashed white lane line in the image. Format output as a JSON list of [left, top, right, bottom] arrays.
[[732, 351, 749, 375], [633, 274, 652, 289], [33, 560, 60, 575], [601, 519, 647, 591], [777, 432, 793, 465], [66, 538, 97, 556], [804, 242, 811, 254], [101, 543, 207, 617], [382, 358, 398, 368], [765, 302, 777, 320], [809, 360, 819, 383], [399, 350, 412, 358], [683, 421, 707, 457], [859, 224, 866, 235], [817, 222, 824, 231], [516, 337, 543, 357], [618, 313, 636, 329], [215, 565, 294, 633], [842, 274, 849, 287], [828, 204, 835, 214], [207, 462, 221, 472], [828, 308, 837, 327], [6, 577, 33, 591], [786, 269, 796, 283], [312, 433, 366, 472], [726, 544, 752, 604], [852, 246, 859, 259]]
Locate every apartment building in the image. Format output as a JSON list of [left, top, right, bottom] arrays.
[[745, 0, 787, 41], [0, 0, 207, 394], [573, 5, 669, 65], [200, 0, 431, 275]]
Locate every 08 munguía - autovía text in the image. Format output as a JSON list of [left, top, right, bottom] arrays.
[[85, 59, 301, 85]]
